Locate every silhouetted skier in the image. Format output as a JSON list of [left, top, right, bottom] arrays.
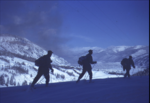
[[31, 50, 54, 88], [121, 56, 135, 78], [76, 50, 97, 83]]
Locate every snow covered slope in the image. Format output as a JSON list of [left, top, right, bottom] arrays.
[[0, 35, 149, 88], [0, 35, 79, 87], [0, 35, 69, 66], [0, 76, 149, 103], [0, 35, 120, 88]]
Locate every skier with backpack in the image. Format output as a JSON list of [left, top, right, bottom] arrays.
[[121, 56, 135, 78], [76, 50, 97, 83], [31, 50, 54, 88]]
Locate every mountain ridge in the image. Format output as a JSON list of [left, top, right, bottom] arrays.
[[67, 45, 149, 68], [0, 35, 149, 87]]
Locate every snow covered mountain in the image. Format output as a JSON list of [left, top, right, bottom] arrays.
[[70, 46, 149, 65], [0, 35, 78, 87], [0, 35, 149, 88], [0, 35, 121, 88], [0, 35, 69, 66], [93, 46, 149, 72], [68, 46, 149, 74]]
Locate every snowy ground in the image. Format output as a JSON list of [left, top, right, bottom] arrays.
[[0, 76, 149, 103]]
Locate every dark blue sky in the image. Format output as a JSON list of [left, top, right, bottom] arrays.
[[60, 1, 149, 48], [0, 0, 149, 57]]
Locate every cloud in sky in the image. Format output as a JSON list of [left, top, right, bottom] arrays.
[[0, 1, 69, 57], [70, 34, 94, 43]]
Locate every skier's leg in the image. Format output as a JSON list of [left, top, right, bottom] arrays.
[[124, 66, 128, 78], [44, 73, 49, 86], [127, 69, 130, 77], [87, 69, 92, 81], [123, 66, 125, 71], [31, 69, 43, 87], [124, 70, 127, 78], [76, 68, 86, 83]]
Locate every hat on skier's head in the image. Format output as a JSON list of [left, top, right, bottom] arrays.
[[88, 49, 93, 53], [48, 50, 53, 54]]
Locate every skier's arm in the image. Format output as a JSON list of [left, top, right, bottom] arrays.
[[49, 64, 54, 73], [48, 58, 54, 72], [90, 56, 97, 64]]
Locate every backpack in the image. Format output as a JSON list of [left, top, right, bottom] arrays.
[[78, 56, 87, 65], [35, 56, 45, 66], [121, 58, 129, 66]]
